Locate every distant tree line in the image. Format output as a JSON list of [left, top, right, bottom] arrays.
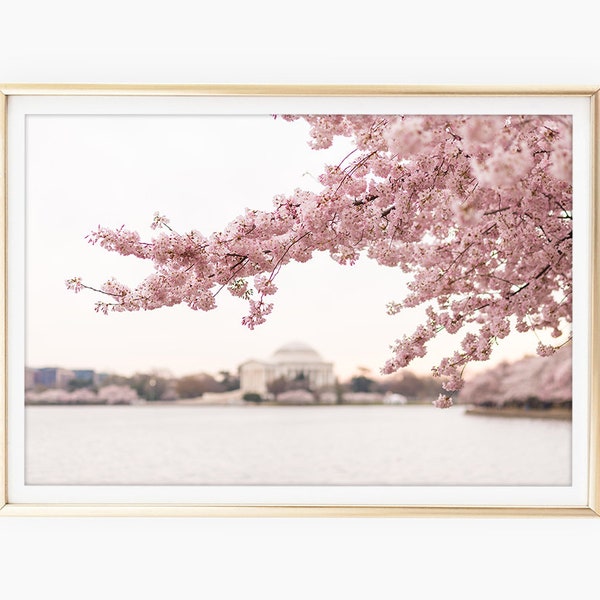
[[344, 370, 445, 401], [258, 368, 445, 404], [37, 366, 445, 404], [459, 346, 571, 409]]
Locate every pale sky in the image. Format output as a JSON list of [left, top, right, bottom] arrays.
[[25, 114, 563, 380]]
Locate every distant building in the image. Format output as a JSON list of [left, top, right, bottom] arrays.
[[34, 367, 76, 389], [239, 342, 335, 395], [25, 368, 36, 390], [27, 367, 107, 390], [73, 369, 95, 383]]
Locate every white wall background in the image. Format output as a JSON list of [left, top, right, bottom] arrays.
[[1, 2, 599, 599]]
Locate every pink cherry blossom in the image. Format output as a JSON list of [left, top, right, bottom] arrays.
[[150, 212, 171, 230], [65, 276, 83, 293], [433, 394, 453, 409]]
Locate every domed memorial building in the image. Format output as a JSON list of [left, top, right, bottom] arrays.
[[239, 342, 335, 396]]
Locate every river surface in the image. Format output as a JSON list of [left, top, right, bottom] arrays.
[[25, 405, 571, 485]]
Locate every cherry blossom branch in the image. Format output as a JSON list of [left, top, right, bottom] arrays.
[[68, 114, 573, 398]]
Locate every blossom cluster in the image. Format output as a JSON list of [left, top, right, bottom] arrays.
[[68, 114, 572, 399], [432, 394, 454, 409]]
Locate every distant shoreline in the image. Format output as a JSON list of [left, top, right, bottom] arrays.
[[25, 400, 433, 408], [465, 407, 572, 420], [24, 402, 574, 419]]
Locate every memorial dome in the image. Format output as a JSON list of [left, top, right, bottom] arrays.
[[270, 342, 324, 364]]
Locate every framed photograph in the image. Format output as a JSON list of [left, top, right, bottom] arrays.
[[1, 85, 598, 516]]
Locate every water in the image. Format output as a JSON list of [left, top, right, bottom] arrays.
[[25, 405, 571, 485]]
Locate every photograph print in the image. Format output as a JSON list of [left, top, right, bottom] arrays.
[[24, 108, 573, 488]]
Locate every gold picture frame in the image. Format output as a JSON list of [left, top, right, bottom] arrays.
[[1, 84, 598, 517]]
